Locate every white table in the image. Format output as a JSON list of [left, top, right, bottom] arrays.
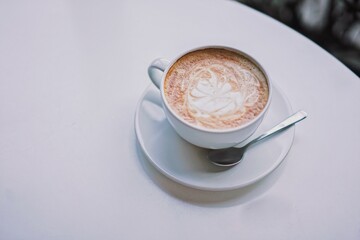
[[1, 0, 359, 239]]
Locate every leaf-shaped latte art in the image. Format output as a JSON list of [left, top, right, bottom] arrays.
[[186, 62, 260, 126]]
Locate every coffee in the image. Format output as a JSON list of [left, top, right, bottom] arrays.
[[164, 48, 269, 130]]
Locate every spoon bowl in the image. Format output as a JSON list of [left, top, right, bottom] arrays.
[[208, 110, 307, 167]]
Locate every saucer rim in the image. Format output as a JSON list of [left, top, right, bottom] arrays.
[[134, 83, 294, 191]]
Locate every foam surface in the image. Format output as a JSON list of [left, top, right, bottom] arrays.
[[164, 48, 269, 129]]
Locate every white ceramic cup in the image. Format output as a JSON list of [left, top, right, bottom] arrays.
[[148, 46, 272, 149]]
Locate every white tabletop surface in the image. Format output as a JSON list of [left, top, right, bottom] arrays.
[[1, 0, 360, 239]]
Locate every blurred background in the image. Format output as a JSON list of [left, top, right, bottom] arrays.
[[237, 0, 360, 76]]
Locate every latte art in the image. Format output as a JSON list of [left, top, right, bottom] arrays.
[[164, 48, 269, 129], [187, 63, 261, 127]]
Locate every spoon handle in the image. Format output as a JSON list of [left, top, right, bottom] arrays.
[[247, 110, 307, 147]]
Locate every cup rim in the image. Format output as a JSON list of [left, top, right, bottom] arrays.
[[160, 45, 273, 133]]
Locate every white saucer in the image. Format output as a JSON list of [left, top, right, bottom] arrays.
[[135, 84, 294, 191]]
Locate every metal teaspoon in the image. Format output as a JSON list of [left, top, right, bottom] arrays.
[[208, 110, 307, 167]]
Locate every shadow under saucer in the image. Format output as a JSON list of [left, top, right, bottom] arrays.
[[135, 142, 288, 207]]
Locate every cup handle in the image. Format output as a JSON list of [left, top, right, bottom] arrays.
[[148, 58, 170, 89]]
